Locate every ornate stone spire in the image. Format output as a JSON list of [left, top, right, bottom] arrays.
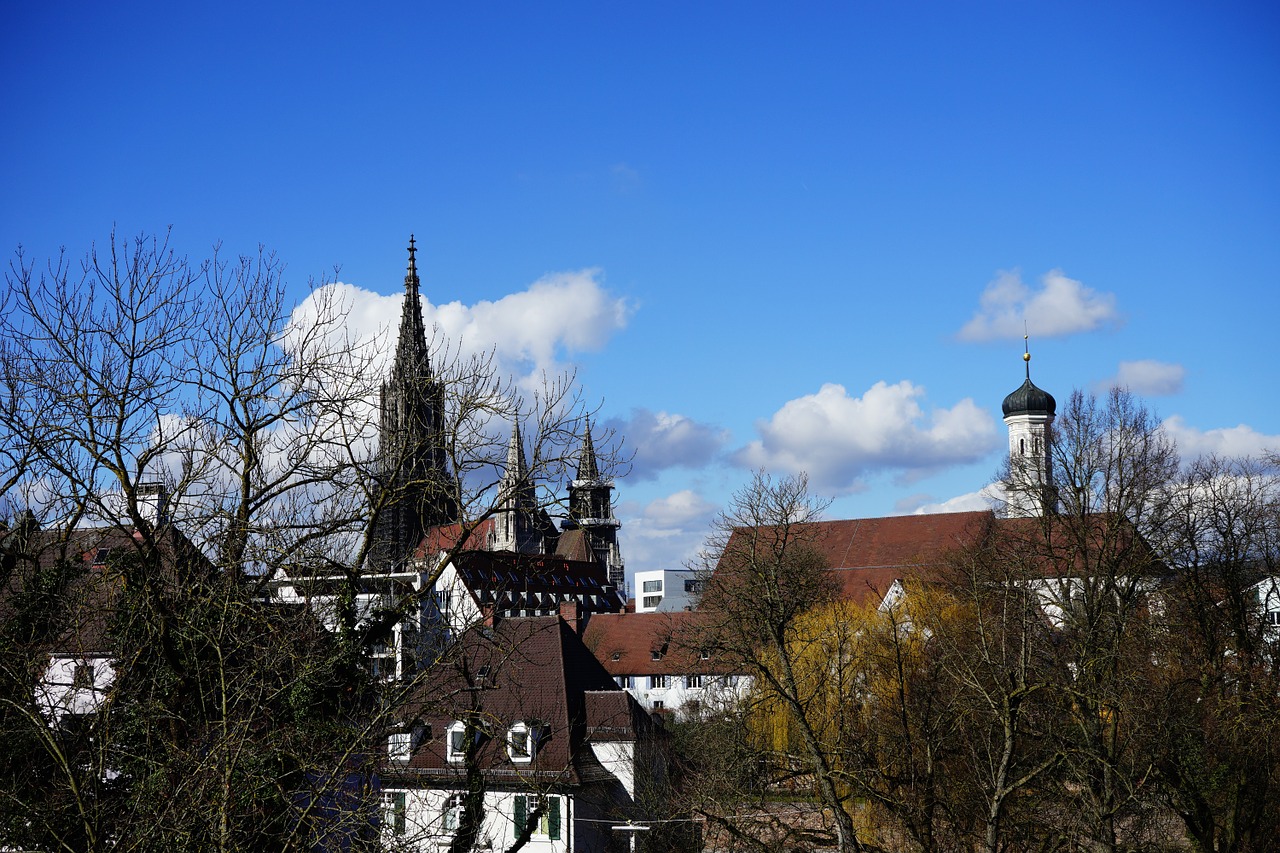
[[370, 236, 457, 570], [491, 420, 548, 554], [576, 416, 600, 481]]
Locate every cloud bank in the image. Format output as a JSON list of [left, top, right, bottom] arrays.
[[733, 381, 999, 494], [606, 408, 728, 481], [958, 269, 1119, 341], [1163, 416, 1280, 461], [1097, 359, 1186, 397], [290, 269, 633, 387], [619, 489, 720, 577]]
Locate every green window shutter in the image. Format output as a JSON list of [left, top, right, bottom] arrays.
[[514, 794, 526, 836], [548, 795, 561, 840], [394, 792, 407, 835]]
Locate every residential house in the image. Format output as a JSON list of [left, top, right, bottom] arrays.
[[380, 613, 664, 852]]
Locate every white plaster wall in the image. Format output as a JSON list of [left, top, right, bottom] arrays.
[[386, 787, 570, 853], [588, 740, 637, 799], [36, 655, 115, 723]]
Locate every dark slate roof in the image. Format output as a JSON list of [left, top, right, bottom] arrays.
[[389, 616, 656, 787], [1001, 376, 1057, 418], [0, 524, 212, 657]]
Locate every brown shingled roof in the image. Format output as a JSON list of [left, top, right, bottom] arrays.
[[390, 616, 656, 786]]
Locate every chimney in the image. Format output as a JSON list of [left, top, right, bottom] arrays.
[[559, 600, 583, 634]]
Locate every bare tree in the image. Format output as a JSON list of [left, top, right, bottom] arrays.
[[1149, 455, 1280, 853], [685, 470, 871, 853]]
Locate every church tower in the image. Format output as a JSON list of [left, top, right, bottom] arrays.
[[564, 420, 624, 589], [1002, 337, 1057, 517], [489, 422, 550, 554], [370, 236, 457, 570]]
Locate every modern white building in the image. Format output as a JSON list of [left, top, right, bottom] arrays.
[[633, 568, 702, 613]]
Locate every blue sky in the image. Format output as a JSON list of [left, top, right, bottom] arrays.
[[4, 2, 1278, 585]]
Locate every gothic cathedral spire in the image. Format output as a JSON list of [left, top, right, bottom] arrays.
[[370, 236, 457, 570]]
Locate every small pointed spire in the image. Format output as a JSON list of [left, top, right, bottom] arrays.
[[577, 417, 600, 480], [506, 420, 527, 478], [1024, 331, 1031, 379]]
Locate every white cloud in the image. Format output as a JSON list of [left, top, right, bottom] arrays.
[[733, 381, 1000, 495], [620, 489, 720, 578], [1096, 359, 1186, 396], [1163, 416, 1280, 461], [289, 269, 633, 388], [958, 268, 1119, 342], [606, 409, 728, 481], [641, 489, 719, 529], [911, 483, 1005, 515]]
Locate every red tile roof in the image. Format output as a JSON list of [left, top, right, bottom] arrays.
[[714, 511, 993, 606], [582, 610, 736, 676]]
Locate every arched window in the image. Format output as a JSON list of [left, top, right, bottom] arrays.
[[1020, 438, 1026, 455]]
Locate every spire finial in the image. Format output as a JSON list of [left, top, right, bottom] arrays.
[[405, 235, 419, 293], [1023, 326, 1031, 379]]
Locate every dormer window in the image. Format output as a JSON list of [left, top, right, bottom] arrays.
[[387, 724, 429, 763], [388, 732, 411, 762], [446, 721, 468, 763], [651, 650, 662, 661], [611, 651, 621, 661], [508, 721, 541, 763]]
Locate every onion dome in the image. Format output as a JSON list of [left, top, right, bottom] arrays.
[[1002, 343, 1056, 417]]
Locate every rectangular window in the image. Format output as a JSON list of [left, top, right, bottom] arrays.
[[615, 675, 631, 689], [686, 675, 703, 689], [1267, 610, 1280, 626], [447, 724, 467, 762], [508, 724, 534, 762], [642, 580, 662, 593], [443, 793, 464, 831], [514, 794, 561, 840], [382, 791, 407, 836], [642, 595, 662, 608], [684, 579, 703, 593], [651, 675, 667, 689]]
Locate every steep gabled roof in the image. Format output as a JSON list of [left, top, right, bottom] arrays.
[[709, 509, 1168, 610], [0, 524, 213, 657], [390, 616, 655, 785]]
